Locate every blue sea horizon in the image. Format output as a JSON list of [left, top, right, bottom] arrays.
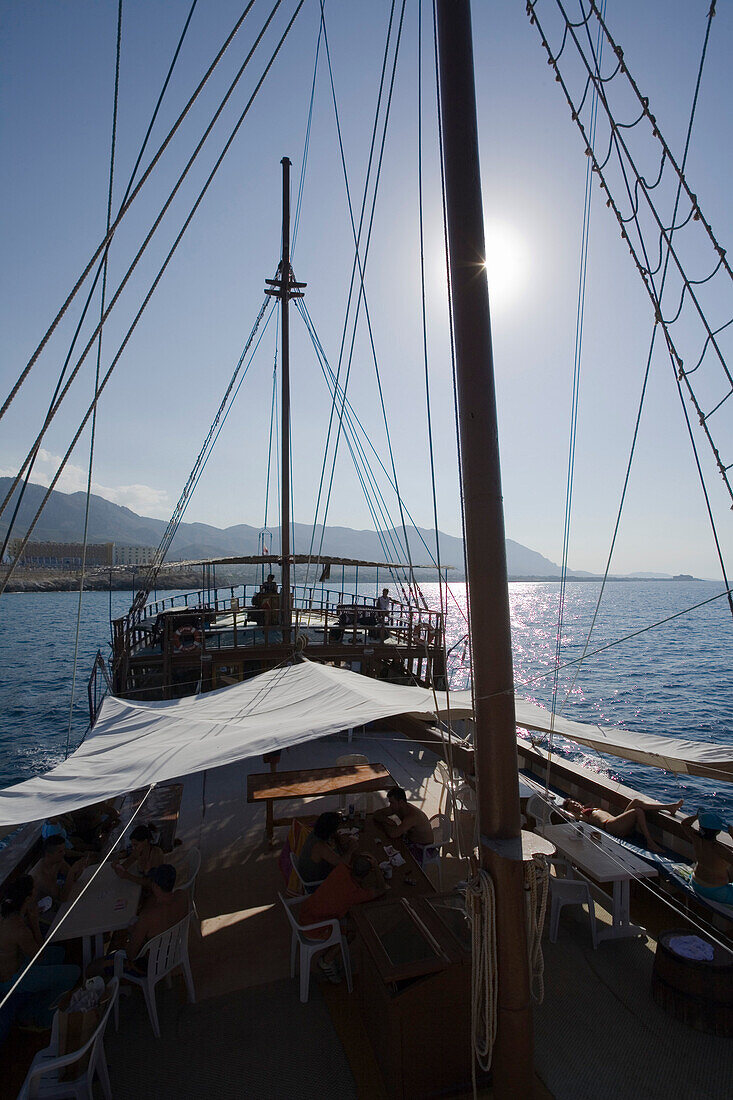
[[0, 580, 730, 817]]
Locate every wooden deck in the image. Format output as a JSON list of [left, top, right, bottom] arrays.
[[5, 732, 732, 1099]]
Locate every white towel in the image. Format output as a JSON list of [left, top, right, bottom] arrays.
[[668, 935, 714, 961]]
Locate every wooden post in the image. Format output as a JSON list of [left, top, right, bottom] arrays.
[[263, 750, 281, 843], [436, 2, 534, 1095], [280, 157, 292, 645]]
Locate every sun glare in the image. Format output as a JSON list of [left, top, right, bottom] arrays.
[[482, 221, 527, 313]]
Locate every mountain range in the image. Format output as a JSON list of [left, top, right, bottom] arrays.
[[0, 479, 674, 580]]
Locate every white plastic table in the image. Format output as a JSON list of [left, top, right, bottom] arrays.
[[49, 863, 141, 969], [542, 822, 658, 942]]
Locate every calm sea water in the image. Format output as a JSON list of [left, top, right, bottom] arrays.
[[0, 581, 731, 815]]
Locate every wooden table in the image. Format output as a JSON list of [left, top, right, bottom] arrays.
[[49, 863, 141, 969], [542, 822, 658, 941], [247, 763, 394, 841], [353, 884, 473, 1099], [354, 814, 437, 901]]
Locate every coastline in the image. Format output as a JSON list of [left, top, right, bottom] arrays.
[[0, 571, 703, 592]]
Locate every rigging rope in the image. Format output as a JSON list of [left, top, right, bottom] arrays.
[[544, 0, 606, 795], [2, 1, 306, 599], [132, 298, 277, 615], [296, 299, 444, 586], [306, 0, 413, 595], [0, 0, 200, 566], [553, 0, 729, 724], [0, 0, 253, 427], [66, 0, 124, 760], [527, 0, 733, 509], [0, 0, 288, 531]]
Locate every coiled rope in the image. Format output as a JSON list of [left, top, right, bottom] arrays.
[[465, 869, 498, 1081], [525, 854, 550, 1004]]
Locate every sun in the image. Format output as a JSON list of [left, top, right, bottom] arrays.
[[482, 221, 527, 314]]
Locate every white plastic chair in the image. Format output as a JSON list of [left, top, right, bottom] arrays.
[[290, 851, 327, 895], [174, 847, 201, 929], [526, 793, 565, 829], [278, 893, 353, 1003], [549, 873, 598, 948], [18, 978, 119, 1100], [434, 761, 475, 817], [113, 913, 195, 1038], [424, 813, 452, 889]]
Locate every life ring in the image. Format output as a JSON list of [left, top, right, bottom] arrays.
[[416, 621, 438, 646], [172, 625, 202, 653]]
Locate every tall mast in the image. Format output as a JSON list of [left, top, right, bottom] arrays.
[[280, 157, 292, 637], [265, 157, 305, 641], [435, 2, 534, 1095]]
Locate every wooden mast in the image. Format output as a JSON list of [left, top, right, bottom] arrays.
[[265, 157, 305, 641], [435, 2, 534, 1095], [279, 156, 292, 639]]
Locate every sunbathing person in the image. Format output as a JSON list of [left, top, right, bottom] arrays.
[[0, 876, 80, 1028], [112, 824, 164, 886], [87, 864, 188, 979], [298, 812, 357, 886], [30, 835, 90, 910], [373, 786, 435, 864], [679, 810, 733, 906], [299, 853, 386, 983], [563, 797, 683, 853]]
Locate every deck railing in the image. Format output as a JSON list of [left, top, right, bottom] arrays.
[[113, 583, 444, 662]]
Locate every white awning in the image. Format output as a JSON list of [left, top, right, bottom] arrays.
[[511, 698, 732, 783], [0, 661, 472, 828], [1, 663, 728, 828]]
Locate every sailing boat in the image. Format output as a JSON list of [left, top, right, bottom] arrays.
[[1, 2, 732, 1096]]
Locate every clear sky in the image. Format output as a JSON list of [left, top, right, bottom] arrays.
[[1, 0, 732, 579]]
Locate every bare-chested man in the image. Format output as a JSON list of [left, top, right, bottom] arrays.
[[680, 810, 733, 907], [87, 863, 188, 979], [30, 835, 90, 909], [563, 797, 683, 853], [373, 786, 434, 864]]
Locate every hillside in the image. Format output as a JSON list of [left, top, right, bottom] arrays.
[[0, 478, 625, 581]]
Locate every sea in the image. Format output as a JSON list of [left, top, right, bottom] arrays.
[[0, 580, 731, 816]]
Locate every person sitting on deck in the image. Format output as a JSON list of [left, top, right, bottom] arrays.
[[87, 864, 188, 979], [299, 853, 386, 983], [0, 875, 80, 1028], [373, 786, 435, 864], [30, 835, 90, 911], [112, 824, 164, 887], [298, 812, 357, 887], [70, 800, 121, 850], [679, 810, 733, 907], [261, 573, 279, 594], [562, 797, 684, 854]]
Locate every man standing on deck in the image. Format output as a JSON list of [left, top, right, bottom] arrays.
[[376, 588, 393, 640]]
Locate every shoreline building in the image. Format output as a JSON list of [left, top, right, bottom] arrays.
[[8, 541, 156, 570]]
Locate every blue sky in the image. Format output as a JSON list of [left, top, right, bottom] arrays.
[[1, 0, 732, 579]]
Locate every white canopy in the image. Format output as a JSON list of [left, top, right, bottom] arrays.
[[0, 661, 472, 828], [1, 661, 729, 828], [511, 698, 733, 783]]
